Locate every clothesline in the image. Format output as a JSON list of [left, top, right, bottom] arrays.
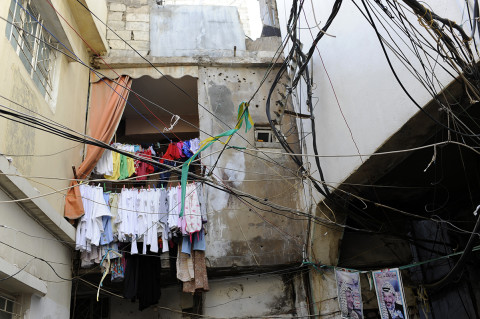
[[304, 243, 480, 275], [95, 138, 201, 182]]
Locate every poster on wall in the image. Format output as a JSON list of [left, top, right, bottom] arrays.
[[373, 268, 408, 319], [335, 269, 364, 319]]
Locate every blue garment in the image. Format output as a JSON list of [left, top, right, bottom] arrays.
[[100, 193, 113, 245], [182, 140, 194, 157], [181, 236, 192, 255], [181, 229, 206, 255], [134, 145, 140, 152], [193, 228, 206, 251], [100, 216, 114, 245]]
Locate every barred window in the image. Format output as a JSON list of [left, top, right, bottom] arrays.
[[5, 0, 58, 103], [0, 294, 21, 319]]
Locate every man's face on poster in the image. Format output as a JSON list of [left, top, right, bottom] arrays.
[[345, 289, 354, 310], [383, 291, 395, 309]]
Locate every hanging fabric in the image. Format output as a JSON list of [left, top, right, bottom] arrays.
[[64, 75, 132, 219]]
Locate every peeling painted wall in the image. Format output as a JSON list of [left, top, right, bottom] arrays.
[[0, 0, 101, 317], [0, 0, 91, 215]]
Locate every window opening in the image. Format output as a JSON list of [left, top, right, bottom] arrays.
[[89, 75, 200, 191], [5, 0, 58, 102], [254, 124, 281, 148]]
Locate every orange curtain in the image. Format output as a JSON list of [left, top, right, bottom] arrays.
[[64, 75, 132, 219]]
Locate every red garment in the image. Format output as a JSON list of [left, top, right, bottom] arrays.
[[163, 143, 182, 161], [135, 149, 154, 180]]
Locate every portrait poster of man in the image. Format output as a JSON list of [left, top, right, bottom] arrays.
[[373, 268, 408, 319], [335, 269, 364, 319]]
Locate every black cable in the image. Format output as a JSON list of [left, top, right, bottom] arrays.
[[290, 0, 343, 88], [424, 207, 480, 290], [360, 0, 480, 139]]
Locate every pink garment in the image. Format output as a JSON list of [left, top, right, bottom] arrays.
[[184, 183, 202, 234], [177, 186, 187, 234], [176, 142, 185, 158]]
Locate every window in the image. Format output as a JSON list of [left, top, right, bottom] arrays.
[[0, 295, 20, 319], [254, 124, 280, 148], [5, 0, 58, 103]]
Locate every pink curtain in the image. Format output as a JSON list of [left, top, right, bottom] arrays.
[[64, 75, 132, 219]]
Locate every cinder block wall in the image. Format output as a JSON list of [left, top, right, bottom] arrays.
[[106, 0, 150, 57]]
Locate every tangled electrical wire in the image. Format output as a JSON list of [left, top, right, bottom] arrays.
[[266, 0, 343, 198]]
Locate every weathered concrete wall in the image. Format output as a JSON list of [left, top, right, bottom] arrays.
[[110, 285, 192, 318], [197, 65, 307, 268], [205, 275, 296, 317], [110, 274, 303, 318], [150, 5, 246, 57], [162, 0, 262, 40]]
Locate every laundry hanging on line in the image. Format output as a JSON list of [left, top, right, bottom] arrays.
[[94, 138, 201, 181], [75, 182, 207, 266]]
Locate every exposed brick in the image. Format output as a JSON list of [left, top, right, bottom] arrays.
[[126, 12, 149, 22], [128, 6, 150, 14], [108, 11, 124, 21], [132, 30, 149, 41], [108, 49, 148, 58], [108, 39, 126, 50], [107, 20, 125, 30], [107, 49, 130, 57], [130, 0, 148, 6], [128, 40, 150, 51], [126, 21, 149, 31], [109, 3, 126, 12], [107, 30, 131, 40]]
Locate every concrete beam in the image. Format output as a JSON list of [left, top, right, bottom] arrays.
[[66, 0, 108, 55], [0, 156, 76, 246], [334, 73, 467, 198], [0, 257, 47, 296], [93, 53, 285, 69]]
